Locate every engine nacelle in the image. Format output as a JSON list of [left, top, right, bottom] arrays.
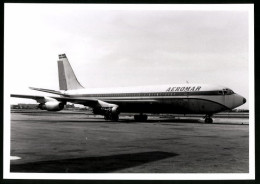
[[93, 105, 120, 116], [38, 101, 64, 111], [111, 106, 120, 114]]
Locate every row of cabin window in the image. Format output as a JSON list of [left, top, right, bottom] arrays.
[[86, 93, 174, 97], [85, 92, 189, 97], [82, 91, 233, 97]]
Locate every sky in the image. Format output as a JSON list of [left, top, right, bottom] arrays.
[[5, 4, 253, 109]]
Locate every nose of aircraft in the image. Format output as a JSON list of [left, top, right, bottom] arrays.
[[243, 97, 247, 104], [234, 94, 246, 109], [226, 94, 246, 109]]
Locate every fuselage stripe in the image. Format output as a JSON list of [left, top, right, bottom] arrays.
[[67, 90, 233, 98]]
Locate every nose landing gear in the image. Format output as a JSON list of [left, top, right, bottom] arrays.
[[204, 114, 213, 123], [134, 114, 148, 121]]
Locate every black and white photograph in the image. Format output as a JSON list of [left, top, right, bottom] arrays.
[[4, 4, 254, 180]]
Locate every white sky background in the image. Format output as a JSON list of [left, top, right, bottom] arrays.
[[5, 4, 250, 109]]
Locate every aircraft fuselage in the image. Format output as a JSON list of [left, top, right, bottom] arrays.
[[63, 84, 246, 115]]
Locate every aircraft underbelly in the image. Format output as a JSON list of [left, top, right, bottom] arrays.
[[105, 97, 226, 114], [187, 98, 226, 114]]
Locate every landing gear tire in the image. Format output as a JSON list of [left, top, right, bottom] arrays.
[[104, 114, 109, 120], [104, 113, 119, 121], [205, 117, 213, 124], [134, 114, 148, 122], [111, 114, 119, 121]]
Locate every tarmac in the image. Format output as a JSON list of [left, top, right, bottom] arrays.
[[10, 110, 249, 173]]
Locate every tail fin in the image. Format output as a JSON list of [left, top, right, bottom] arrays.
[[57, 54, 84, 90]]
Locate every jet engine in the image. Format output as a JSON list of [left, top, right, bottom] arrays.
[[38, 101, 64, 111], [93, 101, 120, 121], [93, 105, 119, 115]]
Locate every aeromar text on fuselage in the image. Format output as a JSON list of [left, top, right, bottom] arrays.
[[166, 86, 201, 92]]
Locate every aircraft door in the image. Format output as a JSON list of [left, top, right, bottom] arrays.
[[222, 89, 229, 105]]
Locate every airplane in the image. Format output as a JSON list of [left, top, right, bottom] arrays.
[[11, 53, 246, 123]]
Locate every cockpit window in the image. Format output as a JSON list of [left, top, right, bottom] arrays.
[[221, 88, 234, 95]]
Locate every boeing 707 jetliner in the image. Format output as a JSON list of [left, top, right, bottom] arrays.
[[11, 54, 246, 123]]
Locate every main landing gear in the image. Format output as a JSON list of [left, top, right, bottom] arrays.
[[104, 113, 119, 121], [204, 114, 213, 123], [134, 114, 148, 121]]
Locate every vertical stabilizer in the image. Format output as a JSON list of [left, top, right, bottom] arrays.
[[57, 54, 84, 90]]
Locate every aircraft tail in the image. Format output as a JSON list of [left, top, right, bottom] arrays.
[[57, 54, 84, 90]]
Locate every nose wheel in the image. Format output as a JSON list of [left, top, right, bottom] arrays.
[[204, 115, 213, 123], [134, 114, 148, 121]]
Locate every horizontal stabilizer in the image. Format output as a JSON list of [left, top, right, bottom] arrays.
[[29, 87, 64, 95]]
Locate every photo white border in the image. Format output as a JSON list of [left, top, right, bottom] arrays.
[[3, 3, 255, 180]]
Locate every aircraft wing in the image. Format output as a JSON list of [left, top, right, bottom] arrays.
[[11, 94, 158, 109], [11, 94, 50, 104], [11, 94, 99, 108]]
